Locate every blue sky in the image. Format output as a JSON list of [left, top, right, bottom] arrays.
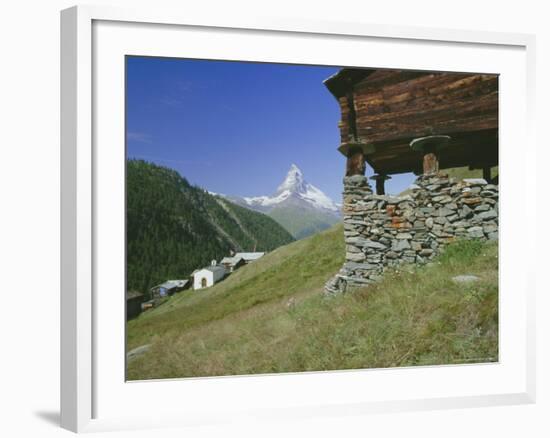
[[126, 56, 415, 200]]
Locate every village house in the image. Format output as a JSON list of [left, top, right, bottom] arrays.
[[150, 279, 189, 298], [126, 290, 145, 320], [193, 261, 227, 290], [220, 255, 245, 272], [234, 252, 265, 264]]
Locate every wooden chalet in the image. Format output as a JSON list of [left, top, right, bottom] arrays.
[[324, 68, 498, 192], [126, 290, 145, 320]]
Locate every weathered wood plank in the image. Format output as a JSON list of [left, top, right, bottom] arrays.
[[328, 68, 498, 175]]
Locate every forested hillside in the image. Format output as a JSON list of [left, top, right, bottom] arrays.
[[126, 160, 294, 294]]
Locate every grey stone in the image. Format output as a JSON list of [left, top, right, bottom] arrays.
[[385, 197, 401, 205], [346, 252, 366, 262], [488, 232, 498, 240], [425, 217, 434, 228], [437, 207, 455, 217], [340, 276, 372, 285], [344, 231, 359, 237], [432, 195, 453, 204], [366, 254, 382, 262], [344, 175, 370, 186], [420, 248, 434, 257], [324, 275, 345, 296], [426, 183, 445, 191], [479, 209, 498, 220], [467, 226, 484, 238], [411, 241, 422, 251], [344, 262, 377, 271], [480, 190, 498, 197], [474, 204, 491, 212], [483, 224, 498, 233], [398, 195, 414, 203], [363, 200, 378, 209], [361, 239, 388, 249], [392, 239, 411, 252], [420, 207, 436, 215], [463, 178, 488, 186], [346, 220, 366, 226], [127, 344, 151, 362], [460, 204, 473, 218], [431, 229, 453, 238], [452, 275, 480, 284], [396, 232, 413, 239]]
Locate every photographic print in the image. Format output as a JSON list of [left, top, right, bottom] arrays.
[[125, 57, 498, 380]]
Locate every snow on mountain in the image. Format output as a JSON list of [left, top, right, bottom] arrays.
[[241, 164, 339, 213]]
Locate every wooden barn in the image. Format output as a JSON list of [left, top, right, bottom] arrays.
[[150, 279, 189, 299], [234, 252, 265, 264], [324, 68, 498, 192], [126, 290, 144, 320], [220, 255, 245, 273]]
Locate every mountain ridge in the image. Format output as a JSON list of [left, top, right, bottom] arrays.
[[222, 164, 341, 239]]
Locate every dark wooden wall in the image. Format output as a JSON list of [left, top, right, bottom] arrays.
[[334, 69, 499, 175]]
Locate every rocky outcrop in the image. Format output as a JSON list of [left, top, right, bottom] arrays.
[[324, 173, 498, 295]]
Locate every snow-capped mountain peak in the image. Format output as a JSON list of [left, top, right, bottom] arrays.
[[223, 164, 341, 239], [276, 163, 306, 194], [240, 164, 339, 213]]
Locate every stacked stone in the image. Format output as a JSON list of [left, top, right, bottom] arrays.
[[324, 172, 499, 296], [325, 175, 378, 295], [412, 174, 499, 242]]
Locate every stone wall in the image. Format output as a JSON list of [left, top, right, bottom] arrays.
[[324, 173, 499, 295]]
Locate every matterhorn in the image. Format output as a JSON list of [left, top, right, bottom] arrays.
[[225, 164, 341, 239]]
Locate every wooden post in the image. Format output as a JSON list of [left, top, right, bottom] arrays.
[[345, 146, 366, 177], [370, 174, 391, 195], [410, 135, 451, 176], [422, 147, 439, 175]]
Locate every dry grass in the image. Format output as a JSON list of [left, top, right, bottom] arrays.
[[127, 225, 498, 380]]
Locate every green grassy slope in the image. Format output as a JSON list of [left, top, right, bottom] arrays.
[[444, 165, 499, 180], [127, 224, 498, 380]]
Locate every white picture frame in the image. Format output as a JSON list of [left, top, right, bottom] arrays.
[[60, 4, 536, 433]]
